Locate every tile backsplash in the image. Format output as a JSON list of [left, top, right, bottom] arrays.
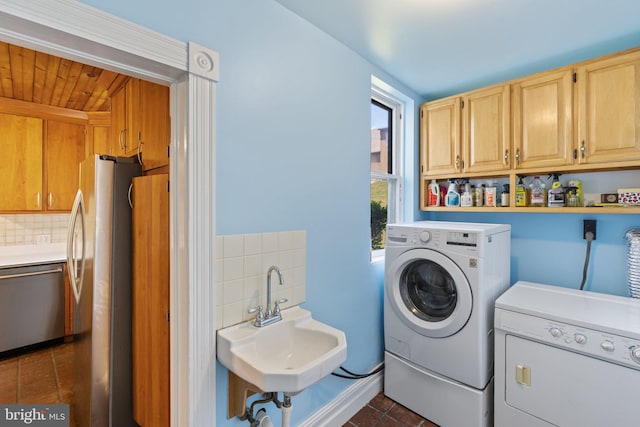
[[216, 230, 306, 329], [0, 214, 69, 246]]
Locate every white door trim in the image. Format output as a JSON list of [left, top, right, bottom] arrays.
[[0, 1, 218, 426]]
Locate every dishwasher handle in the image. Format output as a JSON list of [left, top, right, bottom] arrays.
[[0, 267, 63, 281]]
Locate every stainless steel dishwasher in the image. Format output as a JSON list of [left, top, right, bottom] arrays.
[[0, 262, 65, 352]]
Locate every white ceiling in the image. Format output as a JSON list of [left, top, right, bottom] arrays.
[[274, 0, 640, 99]]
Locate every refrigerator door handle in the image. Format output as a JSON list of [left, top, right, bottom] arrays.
[[67, 189, 86, 305]]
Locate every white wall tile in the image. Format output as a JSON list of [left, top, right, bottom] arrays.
[[216, 229, 307, 330], [244, 233, 262, 255], [223, 235, 244, 258]]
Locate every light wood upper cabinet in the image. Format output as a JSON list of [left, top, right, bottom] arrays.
[[512, 68, 574, 169], [138, 80, 170, 171], [86, 112, 112, 157], [420, 97, 460, 176], [111, 78, 136, 156], [462, 84, 510, 173], [576, 50, 640, 164], [45, 120, 86, 211], [132, 173, 169, 427], [0, 113, 43, 211]]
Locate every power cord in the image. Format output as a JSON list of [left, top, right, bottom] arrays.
[[580, 231, 594, 290], [331, 363, 384, 380]]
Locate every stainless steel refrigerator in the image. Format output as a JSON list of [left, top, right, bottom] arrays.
[[67, 155, 141, 427]]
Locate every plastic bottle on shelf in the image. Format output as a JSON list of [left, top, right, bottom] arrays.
[[484, 181, 497, 207], [529, 176, 547, 207], [445, 180, 461, 207], [427, 179, 440, 206], [547, 174, 565, 207], [515, 176, 528, 207], [501, 184, 510, 207], [461, 182, 473, 207]]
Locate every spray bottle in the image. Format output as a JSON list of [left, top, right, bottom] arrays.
[[445, 180, 461, 207]]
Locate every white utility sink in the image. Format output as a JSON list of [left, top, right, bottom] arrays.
[[216, 306, 347, 394]]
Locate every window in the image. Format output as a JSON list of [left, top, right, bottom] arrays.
[[370, 85, 404, 260]]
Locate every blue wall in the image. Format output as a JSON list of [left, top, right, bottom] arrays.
[[77, 0, 640, 424], [80, 0, 420, 425]]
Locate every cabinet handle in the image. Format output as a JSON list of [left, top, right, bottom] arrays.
[[580, 141, 586, 159], [503, 149, 509, 167], [122, 129, 127, 150], [128, 183, 134, 209], [515, 149, 520, 166], [137, 140, 144, 166], [48, 192, 53, 208], [36, 192, 41, 209], [455, 155, 460, 170]]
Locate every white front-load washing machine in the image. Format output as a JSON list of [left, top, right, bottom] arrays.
[[384, 221, 510, 427]]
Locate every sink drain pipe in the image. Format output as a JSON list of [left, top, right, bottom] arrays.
[[244, 392, 292, 427], [281, 393, 292, 427]]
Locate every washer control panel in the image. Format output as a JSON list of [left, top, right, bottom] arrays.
[[386, 225, 480, 254], [497, 308, 640, 370]]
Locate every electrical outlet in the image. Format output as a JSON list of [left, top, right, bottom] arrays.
[[583, 219, 596, 240]]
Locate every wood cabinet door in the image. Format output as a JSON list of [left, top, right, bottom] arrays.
[[462, 84, 510, 173], [139, 80, 170, 171], [576, 50, 640, 164], [111, 85, 127, 155], [45, 120, 85, 211], [420, 97, 461, 176], [124, 78, 141, 156], [512, 69, 574, 169], [132, 173, 169, 427], [0, 113, 43, 211]]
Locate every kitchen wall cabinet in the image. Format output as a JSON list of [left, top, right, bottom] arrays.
[[132, 173, 169, 427], [138, 80, 170, 171], [576, 50, 640, 165], [511, 69, 574, 169], [45, 120, 86, 211], [462, 84, 510, 173], [111, 78, 170, 171], [86, 112, 112, 157], [0, 113, 43, 211]]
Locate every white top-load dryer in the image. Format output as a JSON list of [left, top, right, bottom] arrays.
[[384, 221, 510, 427], [495, 281, 640, 426]]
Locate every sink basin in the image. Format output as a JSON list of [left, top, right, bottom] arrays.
[[217, 306, 347, 393]]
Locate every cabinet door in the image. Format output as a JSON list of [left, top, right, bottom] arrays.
[[139, 80, 170, 171], [462, 84, 510, 173], [111, 85, 127, 155], [512, 69, 573, 169], [420, 97, 461, 176], [576, 50, 640, 164], [124, 78, 141, 156], [0, 113, 43, 211], [132, 173, 169, 427], [45, 120, 86, 211]]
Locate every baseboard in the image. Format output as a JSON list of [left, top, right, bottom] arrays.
[[299, 366, 383, 427]]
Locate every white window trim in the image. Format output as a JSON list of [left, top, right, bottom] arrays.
[[371, 77, 407, 263]]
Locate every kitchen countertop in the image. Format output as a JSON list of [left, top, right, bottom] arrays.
[[0, 243, 66, 268]]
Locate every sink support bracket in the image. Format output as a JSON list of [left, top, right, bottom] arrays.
[[228, 371, 262, 419]]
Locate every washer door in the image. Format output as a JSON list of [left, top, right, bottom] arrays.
[[386, 248, 472, 338]]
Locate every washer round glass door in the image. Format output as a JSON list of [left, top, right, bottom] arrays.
[[386, 248, 473, 338]]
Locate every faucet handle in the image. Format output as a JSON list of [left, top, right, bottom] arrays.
[[274, 298, 288, 315], [248, 305, 265, 320]]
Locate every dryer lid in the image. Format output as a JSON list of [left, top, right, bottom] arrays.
[[386, 248, 473, 338]]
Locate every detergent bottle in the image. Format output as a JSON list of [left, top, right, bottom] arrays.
[[445, 180, 460, 207], [427, 179, 440, 206]]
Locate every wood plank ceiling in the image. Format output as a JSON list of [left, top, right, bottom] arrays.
[[0, 41, 127, 112]]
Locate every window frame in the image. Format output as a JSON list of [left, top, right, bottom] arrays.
[[370, 83, 405, 262]]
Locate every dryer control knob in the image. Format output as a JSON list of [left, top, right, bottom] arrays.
[[574, 333, 587, 345], [549, 327, 562, 338], [630, 346, 640, 364], [600, 340, 615, 352], [419, 231, 431, 243]]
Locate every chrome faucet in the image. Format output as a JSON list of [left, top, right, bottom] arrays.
[[249, 265, 286, 327]]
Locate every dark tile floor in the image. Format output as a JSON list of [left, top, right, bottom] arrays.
[[344, 392, 439, 427], [0, 341, 76, 426]]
